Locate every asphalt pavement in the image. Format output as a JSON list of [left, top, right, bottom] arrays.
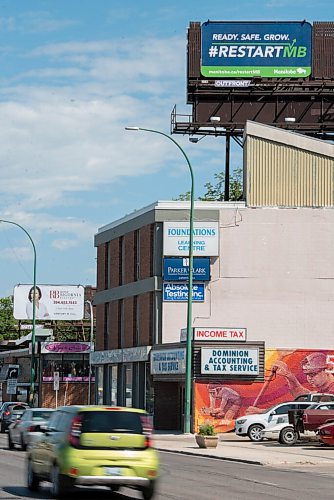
[[154, 431, 334, 467]]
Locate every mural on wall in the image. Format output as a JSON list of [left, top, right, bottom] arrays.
[[195, 349, 334, 433]]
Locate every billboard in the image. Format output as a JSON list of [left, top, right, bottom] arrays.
[[13, 284, 85, 321], [201, 21, 312, 78], [163, 222, 219, 256], [163, 257, 210, 281]]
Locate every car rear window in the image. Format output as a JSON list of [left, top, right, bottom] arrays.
[[32, 411, 52, 420], [80, 411, 144, 434], [9, 404, 27, 412]]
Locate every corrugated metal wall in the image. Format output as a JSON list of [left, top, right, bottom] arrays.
[[246, 137, 334, 207]]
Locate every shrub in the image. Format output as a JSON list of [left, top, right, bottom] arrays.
[[198, 423, 216, 436]]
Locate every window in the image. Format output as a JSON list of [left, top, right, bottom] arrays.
[[124, 364, 133, 408], [275, 404, 294, 415], [96, 366, 104, 405], [80, 411, 143, 434], [109, 365, 118, 406]]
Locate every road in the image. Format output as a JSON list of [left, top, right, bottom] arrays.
[[0, 434, 333, 499]]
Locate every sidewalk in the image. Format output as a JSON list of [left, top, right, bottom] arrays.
[[153, 432, 334, 467]]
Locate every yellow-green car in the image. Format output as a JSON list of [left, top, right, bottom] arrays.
[[26, 405, 159, 499]]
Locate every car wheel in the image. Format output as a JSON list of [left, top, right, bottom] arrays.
[[0, 422, 5, 434], [8, 433, 14, 450], [20, 435, 27, 451], [50, 465, 73, 498], [27, 459, 40, 491], [248, 424, 264, 442], [279, 427, 298, 446], [142, 481, 156, 500]]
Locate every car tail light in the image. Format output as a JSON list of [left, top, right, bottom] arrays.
[[302, 413, 308, 423], [4, 411, 10, 417], [68, 415, 82, 447], [28, 425, 38, 432], [144, 434, 153, 448]]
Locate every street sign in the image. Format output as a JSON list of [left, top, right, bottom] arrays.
[[53, 371, 60, 391], [7, 379, 17, 395]]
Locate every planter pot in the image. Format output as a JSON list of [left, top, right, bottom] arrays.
[[195, 434, 219, 449]]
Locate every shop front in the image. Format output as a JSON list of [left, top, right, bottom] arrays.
[[40, 341, 94, 407], [150, 340, 265, 433], [90, 346, 153, 413]]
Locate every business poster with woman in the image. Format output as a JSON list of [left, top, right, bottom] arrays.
[[13, 284, 85, 321]]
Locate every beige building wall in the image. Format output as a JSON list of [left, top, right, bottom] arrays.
[[162, 206, 334, 350]]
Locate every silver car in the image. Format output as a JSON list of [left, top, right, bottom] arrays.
[[8, 408, 54, 450]]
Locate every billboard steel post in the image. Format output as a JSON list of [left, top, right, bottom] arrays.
[[125, 127, 194, 434], [0, 219, 37, 407]]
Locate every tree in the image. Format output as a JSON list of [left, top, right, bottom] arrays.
[[0, 296, 19, 341], [175, 168, 243, 202]]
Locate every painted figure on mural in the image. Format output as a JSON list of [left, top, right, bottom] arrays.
[[201, 384, 242, 420], [245, 352, 334, 414], [273, 352, 334, 396]]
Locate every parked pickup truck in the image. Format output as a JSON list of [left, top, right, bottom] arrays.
[[302, 407, 334, 432], [287, 403, 334, 442], [294, 393, 334, 403]]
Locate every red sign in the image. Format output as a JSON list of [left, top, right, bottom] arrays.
[[193, 328, 247, 341]]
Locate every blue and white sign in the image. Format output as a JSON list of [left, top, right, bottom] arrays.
[[163, 283, 205, 302], [201, 21, 312, 78], [201, 347, 259, 375], [163, 257, 210, 282], [163, 222, 219, 256], [151, 348, 186, 374]]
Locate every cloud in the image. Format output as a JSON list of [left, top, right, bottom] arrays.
[[0, 246, 32, 261], [0, 11, 77, 34], [0, 35, 186, 220], [51, 239, 80, 250]]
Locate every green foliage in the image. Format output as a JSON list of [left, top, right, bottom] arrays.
[[198, 423, 216, 436], [0, 296, 19, 341], [175, 168, 243, 202]]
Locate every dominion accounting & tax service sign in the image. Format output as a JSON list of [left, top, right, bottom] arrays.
[[201, 21, 312, 78]]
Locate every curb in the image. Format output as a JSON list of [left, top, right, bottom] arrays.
[[155, 447, 263, 466]]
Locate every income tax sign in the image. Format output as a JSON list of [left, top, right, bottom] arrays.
[[201, 21, 312, 78]]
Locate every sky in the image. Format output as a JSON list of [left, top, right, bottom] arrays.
[[0, 0, 331, 297]]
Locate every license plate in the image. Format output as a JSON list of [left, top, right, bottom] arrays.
[[104, 467, 122, 476]]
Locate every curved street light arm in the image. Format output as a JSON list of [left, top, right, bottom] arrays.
[[0, 219, 37, 407]]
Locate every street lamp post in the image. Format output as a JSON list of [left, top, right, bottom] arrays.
[[0, 219, 37, 407], [85, 300, 94, 404], [125, 127, 194, 433]]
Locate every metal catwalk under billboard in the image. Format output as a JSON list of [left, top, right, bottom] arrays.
[[13, 284, 84, 321]]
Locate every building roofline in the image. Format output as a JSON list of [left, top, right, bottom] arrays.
[[245, 121, 334, 158], [97, 200, 245, 234]]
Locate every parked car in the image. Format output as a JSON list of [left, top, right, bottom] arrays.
[[261, 402, 334, 445], [0, 402, 29, 433], [294, 393, 334, 403], [235, 401, 312, 442], [316, 421, 334, 446], [8, 408, 54, 450], [26, 405, 159, 499]]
